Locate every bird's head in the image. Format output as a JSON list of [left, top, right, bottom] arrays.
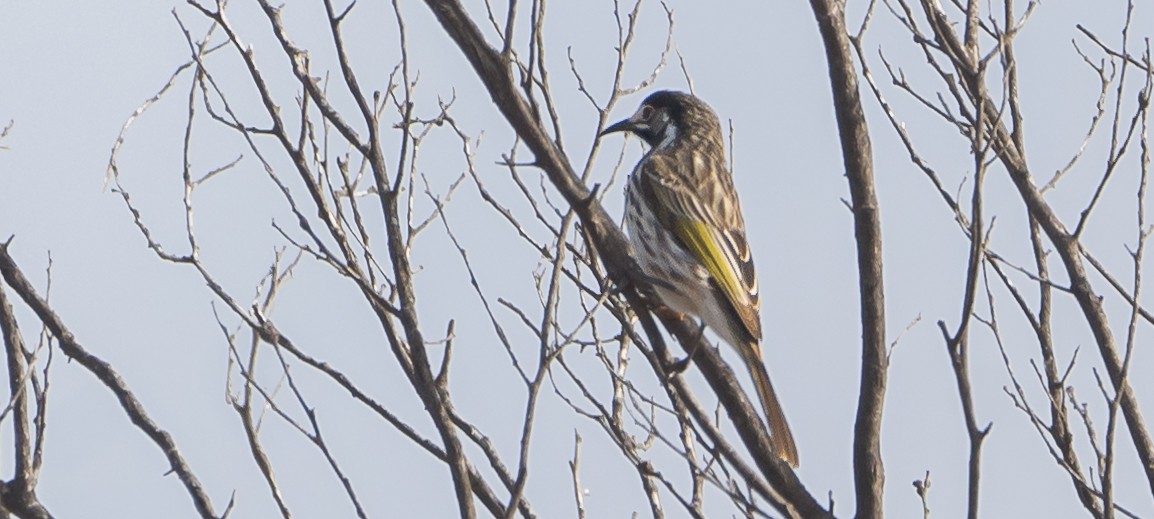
[[600, 90, 721, 150]]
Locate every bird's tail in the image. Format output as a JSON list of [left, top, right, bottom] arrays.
[[741, 342, 799, 467]]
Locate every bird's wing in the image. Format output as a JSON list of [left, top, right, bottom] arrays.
[[637, 154, 762, 340]]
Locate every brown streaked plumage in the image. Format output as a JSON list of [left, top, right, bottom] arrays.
[[601, 90, 798, 467]]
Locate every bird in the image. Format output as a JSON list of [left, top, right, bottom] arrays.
[[600, 90, 798, 467]]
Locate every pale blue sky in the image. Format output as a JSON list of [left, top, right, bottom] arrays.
[[1, 1, 1152, 518]]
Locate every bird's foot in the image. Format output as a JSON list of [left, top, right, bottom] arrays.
[[667, 318, 708, 374]]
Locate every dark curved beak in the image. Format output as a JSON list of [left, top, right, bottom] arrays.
[[600, 118, 636, 137]]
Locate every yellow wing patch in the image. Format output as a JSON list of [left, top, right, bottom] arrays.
[[672, 219, 746, 314]]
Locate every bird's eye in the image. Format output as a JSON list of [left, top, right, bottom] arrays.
[[639, 105, 654, 120]]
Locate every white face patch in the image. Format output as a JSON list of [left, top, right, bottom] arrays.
[[660, 123, 673, 148], [657, 117, 678, 149]]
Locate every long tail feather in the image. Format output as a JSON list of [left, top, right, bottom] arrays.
[[742, 342, 799, 467]]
